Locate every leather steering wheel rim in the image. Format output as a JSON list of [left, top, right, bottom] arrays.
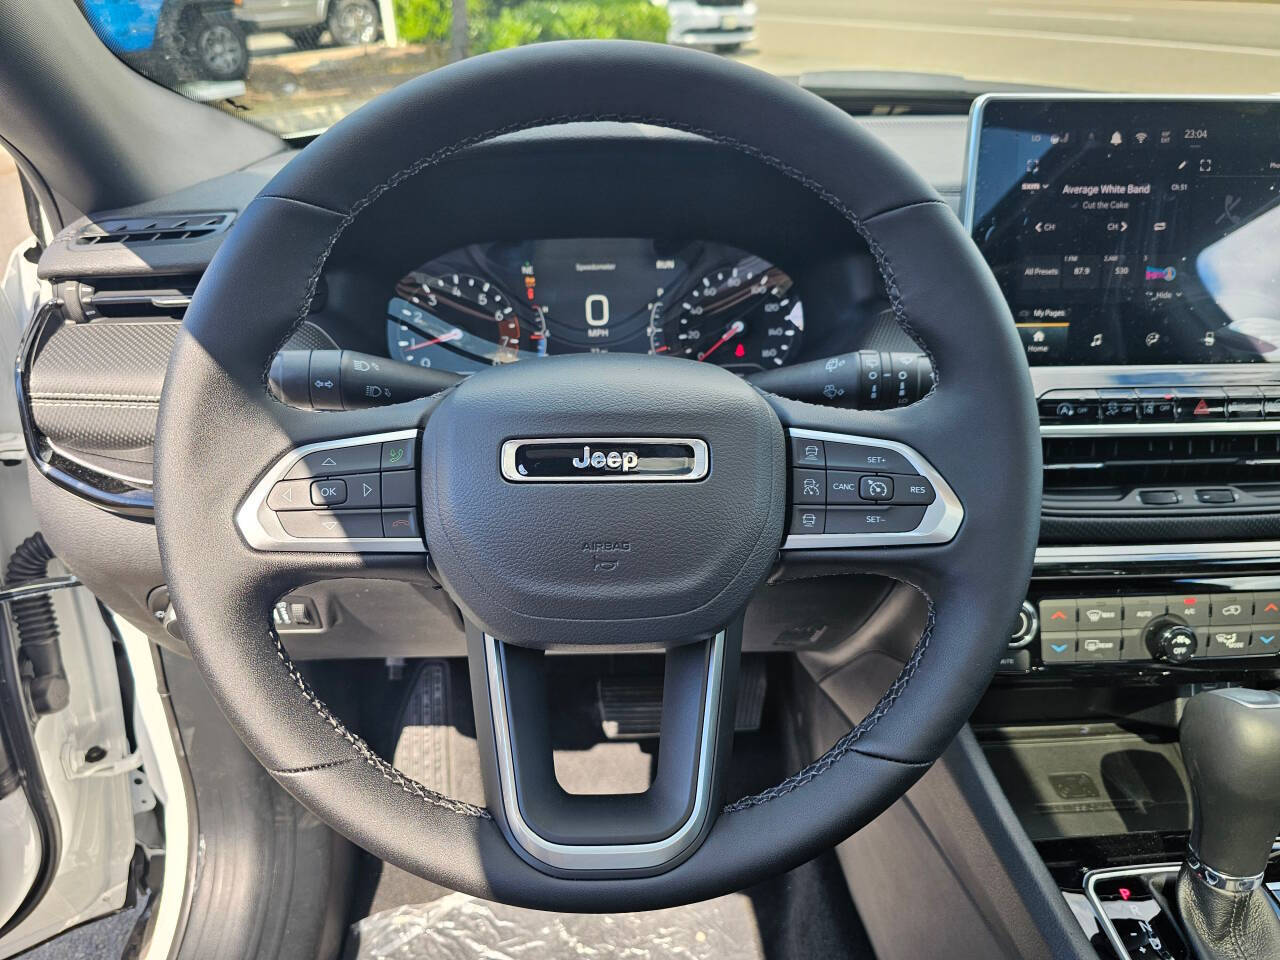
[[154, 40, 1039, 911]]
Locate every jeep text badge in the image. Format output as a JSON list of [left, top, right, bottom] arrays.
[[501, 438, 709, 482]]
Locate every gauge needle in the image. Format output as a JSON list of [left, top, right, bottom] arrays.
[[404, 328, 463, 352], [697, 320, 745, 361]]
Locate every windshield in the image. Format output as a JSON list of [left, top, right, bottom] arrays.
[[76, 0, 1280, 139]]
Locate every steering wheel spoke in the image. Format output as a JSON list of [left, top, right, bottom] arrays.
[[467, 619, 741, 876]]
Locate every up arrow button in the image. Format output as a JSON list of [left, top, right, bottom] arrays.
[[284, 443, 382, 480]]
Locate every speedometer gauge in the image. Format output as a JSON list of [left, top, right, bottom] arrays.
[[651, 260, 803, 370]]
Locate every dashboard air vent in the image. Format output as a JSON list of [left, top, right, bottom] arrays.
[[1042, 432, 1280, 516], [74, 211, 233, 246]]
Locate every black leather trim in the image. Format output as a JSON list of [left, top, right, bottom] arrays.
[[155, 40, 1038, 909]]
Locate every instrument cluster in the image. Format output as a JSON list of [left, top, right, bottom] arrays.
[[385, 238, 804, 373]]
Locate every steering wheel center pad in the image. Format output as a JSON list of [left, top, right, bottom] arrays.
[[154, 40, 1040, 910], [424, 354, 784, 646]]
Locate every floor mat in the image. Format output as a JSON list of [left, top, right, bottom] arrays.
[[346, 658, 876, 960], [345, 891, 767, 960]]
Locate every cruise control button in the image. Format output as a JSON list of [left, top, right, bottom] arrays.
[[278, 509, 383, 539], [339, 472, 380, 509], [793, 469, 826, 504], [825, 471, 865, 504], [789, 436, 826, 468], [824, 505, 925, 534], [381, 438, 416, 470], [824, 441, 915, 475], [859, 475, 893, 501], [381, 469, 417, 508], [266, 479, 311, 511], [1167, 594, 1210, 625], [284, 443, 382, 480], [310, 479, 347, 506], [1210, 594, 1252, 624], [893, 476, 935, 505], [790, 506, 825, 534], [382, 509, 420, 538]]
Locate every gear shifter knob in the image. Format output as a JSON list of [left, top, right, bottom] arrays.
[[1181, 688, 1280, 880]]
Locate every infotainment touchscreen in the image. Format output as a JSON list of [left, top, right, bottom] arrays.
[[966, 97, 1280, 366]]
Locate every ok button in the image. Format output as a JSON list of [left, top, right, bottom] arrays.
[[311, 479, 347, 506]]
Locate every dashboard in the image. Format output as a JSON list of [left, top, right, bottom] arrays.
[[385, 238, 804, 374]]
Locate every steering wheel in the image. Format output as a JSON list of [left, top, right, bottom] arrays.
[[154, 40, 1039, 911]]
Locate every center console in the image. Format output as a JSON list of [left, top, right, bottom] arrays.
[[964, 95, 1280, 960]]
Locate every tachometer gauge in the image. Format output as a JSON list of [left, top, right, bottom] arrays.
[[388, 272, 522, 368], [651, 260, 803, 370]]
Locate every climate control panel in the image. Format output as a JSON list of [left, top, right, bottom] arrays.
[[1001, 589, 1280, 673]]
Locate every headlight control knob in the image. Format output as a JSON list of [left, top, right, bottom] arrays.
[[1145, 617, 1197, 664]]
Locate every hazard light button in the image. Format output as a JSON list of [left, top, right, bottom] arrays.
[[1174, 387, 1227, 420]]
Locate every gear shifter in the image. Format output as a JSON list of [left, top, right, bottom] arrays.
[[1174, 688, 1280, 960]]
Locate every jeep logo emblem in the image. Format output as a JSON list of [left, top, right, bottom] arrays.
[[572, 446, 640, 472], [501, 438, 708, 483]]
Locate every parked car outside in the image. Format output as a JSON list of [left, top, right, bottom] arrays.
[[79, 0, 249, 81], [657, 0, 755, 52], [236, 0, 382, 48]]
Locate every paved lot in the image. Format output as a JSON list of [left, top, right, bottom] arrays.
[[733, 0, 1280, 91]]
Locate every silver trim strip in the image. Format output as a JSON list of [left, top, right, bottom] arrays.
[[1082, 862, 1180, 960], [782, 428, 963, 549], [499, 437, 709, 483], [483, 631, 723, 871], [1035, 541, 1280, 566], [1043, 420, 1280, 437], [235, 429, 425, 553]]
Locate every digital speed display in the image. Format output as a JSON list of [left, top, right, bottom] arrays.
[[967, 98, 1280, 366]]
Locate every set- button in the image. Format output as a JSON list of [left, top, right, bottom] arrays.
[[266, 437, 420, 540]]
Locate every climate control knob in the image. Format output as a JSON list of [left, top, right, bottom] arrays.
[[1145, 617, 1197, 664]]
